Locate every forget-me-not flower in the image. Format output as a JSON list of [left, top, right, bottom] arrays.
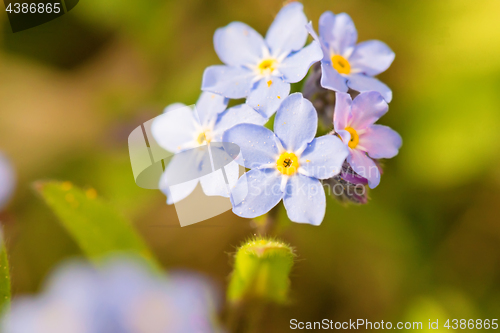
[[0, 152, 15, 211], [334, 91, 402, 189], [202, 2, 323, 117], [307, 12, 395, 102], [152, 92, 267, 204], [223, 93, 349, 225], [1, 258, 223, 333]]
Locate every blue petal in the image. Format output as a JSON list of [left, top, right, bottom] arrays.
[[305, 21, 329, 62], [299, 135, 348, 179], [349, 40, 395, 76], [163, 103, 187, 113], [350, 91, 389, 129], [195, 92, 228, 125], [162, 148, 213, 188], [336, 129, 351, 144], [320, 61, 348, 92], [246, 77, 290, 118], [160, 146, 218, 203], [159, 171, 199, 205], [200, 160, 240, 197], [151, 104, 197, 153], [223, 124, 280, 169], [347, 74, 393, 102], [279, 41, 323, 83], [359, 124, 402, 159], [319, 12, 357, 56], [348, 149, 381, 189], [333, 92, 352, 131], [265, 2, 308, 57], [214, 22, 266, 67], [212, 104, 268, 142], [274, 93, 317, 152], [283, 175, 325, 225], [202, 65, 256, 99], [232, 169, 284, 218]]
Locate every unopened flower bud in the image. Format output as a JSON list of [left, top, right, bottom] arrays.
[[228, 237, 294, 304]]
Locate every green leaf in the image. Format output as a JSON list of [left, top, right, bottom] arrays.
[[0, 234, 11, 315], [35, 181, 159, 268], [228, 237, 294, 304]]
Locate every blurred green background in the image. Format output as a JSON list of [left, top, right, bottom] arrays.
[[1, 0, 500, 331]]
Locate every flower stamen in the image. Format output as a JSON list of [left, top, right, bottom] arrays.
[[344, 127, 359, 149], [276, 152, 300, 176], [331, 55, 351, 75], [196, 130, 212, 145], [258, 59, 277, 76]]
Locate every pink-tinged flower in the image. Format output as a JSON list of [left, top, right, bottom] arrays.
[[333, 91, 402, 188]]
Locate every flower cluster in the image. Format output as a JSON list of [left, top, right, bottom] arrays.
[[2, 258, 223, 333], [153, 2, 402, 226]]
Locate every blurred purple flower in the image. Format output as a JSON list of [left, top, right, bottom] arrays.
[[0, 152, 15, 211], [223, 93, 348, 225], [307, 12, 395, 102], [202, 2, 323, 117], [2, 258, 223, 333], [334, 91, 402, 188]]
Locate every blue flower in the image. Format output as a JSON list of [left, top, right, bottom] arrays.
[[223, 93, 349, 225], [152, 92, 267, 204], [0, 152, 15, 211], [1, 258, 223, 333], [307, 12, 395, 102], [202, 2, 323, 117]]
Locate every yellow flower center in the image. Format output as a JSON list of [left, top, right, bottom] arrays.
[[331, 55, 351, 75], [196, 130, 211, 145], [276, 152, 300, 176], [345, 127, 359, 149], [258, 59, 277, 75]]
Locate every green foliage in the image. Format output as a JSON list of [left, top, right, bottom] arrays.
[[264, 113, 276, 132], [35, 181, 159, 268], [228, 237, 294, 304], [0, 235, 10, 316]]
